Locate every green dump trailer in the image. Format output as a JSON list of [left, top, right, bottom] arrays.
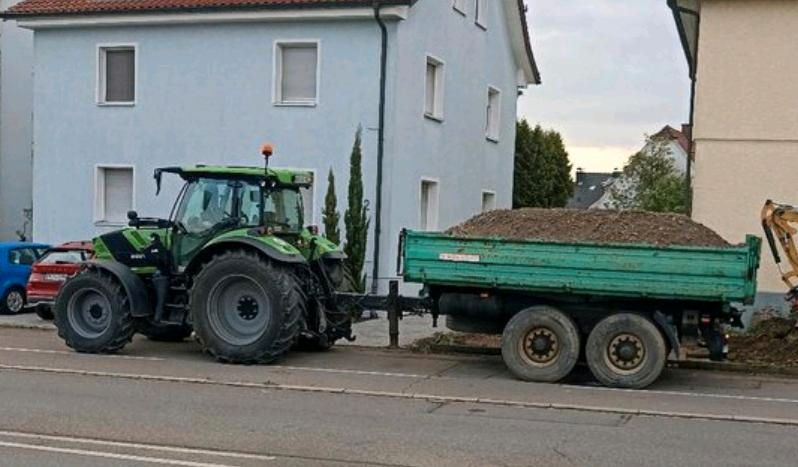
[[400, 231, 762, 389]]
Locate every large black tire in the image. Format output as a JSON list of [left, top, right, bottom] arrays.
[[586, 313, 667, 389], [446, 315, 504, 334], [190, 250, 302, 364], [501, 306, 581, 383], [35, 305, 54, 321], [136, 320, 193, 342], [54, 270, 135, 353], [0, 287, 26, 314]]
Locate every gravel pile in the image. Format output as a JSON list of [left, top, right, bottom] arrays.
[[447, 209, 730, 247]]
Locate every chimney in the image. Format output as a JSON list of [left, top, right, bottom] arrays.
[[576, 168, 585, 185], [681, 124, 692, 141]]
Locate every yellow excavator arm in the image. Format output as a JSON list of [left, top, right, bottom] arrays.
[[761, 200, 798, 290]]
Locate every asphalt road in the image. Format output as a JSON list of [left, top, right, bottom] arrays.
[[0, 328, 797, 466]]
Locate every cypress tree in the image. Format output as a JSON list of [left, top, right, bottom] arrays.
[[343, 127, 370, 292], [322, 168, 341, 245]]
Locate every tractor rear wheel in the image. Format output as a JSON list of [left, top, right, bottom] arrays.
[[54, 270, 135, 353], [190, 250, 302, 364]]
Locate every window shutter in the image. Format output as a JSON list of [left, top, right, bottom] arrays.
[[105, 49, 135, 102], [104, 168, 133, 222], [281, 45, 318, 102]]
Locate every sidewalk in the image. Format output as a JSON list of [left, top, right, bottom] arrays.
[[0, 309, 439, 347]]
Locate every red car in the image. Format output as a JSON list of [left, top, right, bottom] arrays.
[[27, 241, 94, 320]]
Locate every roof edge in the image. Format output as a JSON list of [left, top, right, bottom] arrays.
[[2, 0, 414, 19]]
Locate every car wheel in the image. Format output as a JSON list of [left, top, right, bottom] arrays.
[[1, 288, 26, 314]]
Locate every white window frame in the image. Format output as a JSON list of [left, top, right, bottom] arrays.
[[96, 43, 138, 106], [452, 0, 467, 16], [424, 55, 445, 122], [486, 85, 502, 142], [481, 190, 496, 213], [94, 164, 136, 226], [273, 39, 321, 107], [475, 0, 487, 29], [419, 178, 440, 231]]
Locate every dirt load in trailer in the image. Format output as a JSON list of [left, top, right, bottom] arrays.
[[402, 209, 761, 389]]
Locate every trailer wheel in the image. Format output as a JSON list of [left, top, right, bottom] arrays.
[[586, 313, 667, 389], [501, 306, 580, 383]]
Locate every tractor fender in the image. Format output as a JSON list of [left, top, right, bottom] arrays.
[[84, 260, 152, 318], [185, 237, 306, 277]]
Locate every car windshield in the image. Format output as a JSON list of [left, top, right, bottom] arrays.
[[39, 250, 90, 264]]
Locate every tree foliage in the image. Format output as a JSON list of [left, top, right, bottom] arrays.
[[513, 120, 574, 208], [322, 168, 341, 245], [343, 127, 370, 292], [608, 138, 688, 214]]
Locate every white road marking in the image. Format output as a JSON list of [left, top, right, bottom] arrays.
[[0, 440, 241, 467], [0, 346, 164, 361], [2, 363, 798, 426], [563, 384, 798, 405], [0, 430, 276, 462], [272, 365, 426, 379]]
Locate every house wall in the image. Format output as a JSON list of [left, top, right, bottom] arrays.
[[31, 20, 384, 246], [692, 0, 798, 294], [381, 0, 523, 291], [0, 0, 34, 241]]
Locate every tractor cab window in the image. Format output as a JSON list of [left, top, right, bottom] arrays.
[[264, 188, 304, 232], [175, 178, 236, 235]]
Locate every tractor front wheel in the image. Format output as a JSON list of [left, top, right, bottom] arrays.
[[190, 250, 302, 364], [54, 270, 135, 353]]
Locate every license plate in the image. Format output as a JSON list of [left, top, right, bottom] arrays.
[[44, 273, 68, 282]]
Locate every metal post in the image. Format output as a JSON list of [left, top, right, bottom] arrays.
[[388, 280, 399, 348]]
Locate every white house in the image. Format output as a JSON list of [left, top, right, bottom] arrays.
[[2, 0, 540, 291], [0, 0, 34, 241]]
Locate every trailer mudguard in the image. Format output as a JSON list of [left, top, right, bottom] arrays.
[[84, 260, 152, 318], [653, 311, 680, 357]]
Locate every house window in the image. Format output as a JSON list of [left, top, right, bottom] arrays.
[[95, 166, 134, 224], [425, 56, 445, 121], [420, 179, 440, 231], [475, 0, 487, 29], [453, 0, 467, 15], [275, 41, 319, 105], [481, 191, 496, 212], [98, 45, 136, 105], [486, 87, 501, 141]]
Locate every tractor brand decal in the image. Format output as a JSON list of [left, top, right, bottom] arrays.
[[439, 253, 481, 263]]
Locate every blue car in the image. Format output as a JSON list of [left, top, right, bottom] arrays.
[[0, 242, 50, 314]]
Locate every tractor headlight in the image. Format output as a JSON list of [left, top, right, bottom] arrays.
[[293, 174, 313, 185]]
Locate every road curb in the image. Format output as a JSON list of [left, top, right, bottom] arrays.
[[0, 320, 55, 332], [420, 343, 798, 379], [677, 359, 798, 379], [3, 363, 798, 428]]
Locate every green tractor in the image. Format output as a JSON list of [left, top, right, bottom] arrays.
[[54, 146, 352, 363]]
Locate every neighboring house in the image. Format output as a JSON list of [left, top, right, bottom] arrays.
[[570, 125, 688, 210], [669, 0, 797, 300], [0, 0, 34, 241], [591, 124, 690, 209], [2, 0, 541, 292], [566, 170, 620, 209]]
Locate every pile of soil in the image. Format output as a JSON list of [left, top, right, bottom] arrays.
[[411, 332, 500, 354], [447, 209, 730, 247], [728, 317, 798, 367]]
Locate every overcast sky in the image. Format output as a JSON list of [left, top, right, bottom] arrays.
[[518, 0, 692, 173]]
